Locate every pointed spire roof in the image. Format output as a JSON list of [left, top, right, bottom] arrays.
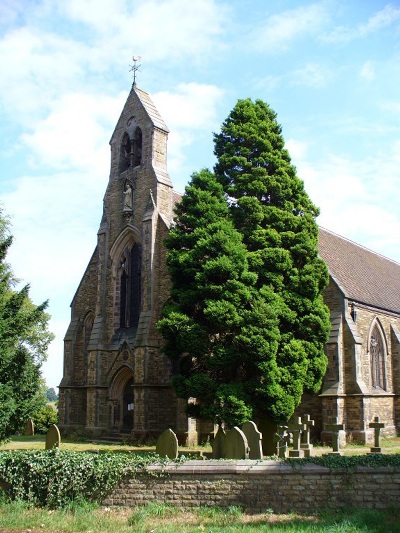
[[133, 84, 169, 133]]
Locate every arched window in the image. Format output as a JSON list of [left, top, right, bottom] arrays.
[[119, 243, 141, 329], [132, 127, 142, 167], [83, 313, 94, 383], [370, 322, 386, 390], [119, 132, 131, 173]]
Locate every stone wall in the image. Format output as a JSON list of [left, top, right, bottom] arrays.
[[103, 461, 400, 513]]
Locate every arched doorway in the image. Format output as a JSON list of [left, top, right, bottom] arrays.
[[108, 366, 134, 434], [122, 378, 134, 432]]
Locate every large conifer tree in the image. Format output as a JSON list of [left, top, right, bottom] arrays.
[[158, 169, 280, 426], [0, 211, 53, 440], [214, 98, 331, 421]]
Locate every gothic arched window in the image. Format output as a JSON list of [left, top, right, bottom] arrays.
[[370, 323, 386, 390], [119, 132, 131, 173], [119, 243, 141, 329], [132, 127, 142, 167]]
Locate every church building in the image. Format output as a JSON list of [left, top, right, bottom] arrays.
[[58, 84, 400, 444]]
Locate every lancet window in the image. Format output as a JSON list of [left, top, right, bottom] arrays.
[[370, 322, 386, 390], [119, 243, 141, 329], [118, 128, 142, 174]]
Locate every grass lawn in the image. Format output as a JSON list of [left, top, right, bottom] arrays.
[[0, 501, 399, 533]]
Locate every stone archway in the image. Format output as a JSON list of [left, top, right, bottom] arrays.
[[108, 366, 134, 434]]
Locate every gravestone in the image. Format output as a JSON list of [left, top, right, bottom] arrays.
[[25, 419, 34, 436], [300, 414, 314, 458], [45, 424, 61, 450], [369, 416, 385, 453], [273, 425, 290, 458], [242, 421, 263, 459], [258, 419, 278, 456], [156, 428, 178, 459], [325, 417, 345, 455], [211, 425, 226, 459], [288, 416, 306, 458], [225, 427, 249, 459]]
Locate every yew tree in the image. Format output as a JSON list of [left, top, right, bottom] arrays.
[[157, 169, 280, 426], [214, 98, 331, 422], [0, 211, 53, 440]]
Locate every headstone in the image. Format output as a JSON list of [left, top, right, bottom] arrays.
[[25, 419, 34, 436], [325, 417, 345, 455], [211, 425, 226, 459], [45, 424, 61, 450], [273, 425, 290, 458], [288, 416, 306, 458], [156, 428, 178, 459], [369, 416, 385, 453], [300, 414, 314, 458], [242, 421, 263, 459], [258, 419, 278, 456], [224, 427, 249, 459]]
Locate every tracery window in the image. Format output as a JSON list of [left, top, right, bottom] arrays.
[[119, 243, 141, 329], [132, 127, 142, 167], [370, 323, 386, 390]]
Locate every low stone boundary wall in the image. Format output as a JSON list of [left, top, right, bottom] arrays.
[[103, 460, 400, 513]]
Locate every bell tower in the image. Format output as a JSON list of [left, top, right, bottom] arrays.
[[59, 84, 196, 443]]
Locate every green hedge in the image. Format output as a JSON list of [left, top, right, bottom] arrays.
[[0, 449, 171, 508]]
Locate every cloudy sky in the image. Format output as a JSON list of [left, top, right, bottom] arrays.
[[1, 0, 400, 389]]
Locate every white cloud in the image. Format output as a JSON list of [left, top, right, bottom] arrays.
[[21, 92, 125, 173], [153, 83, 225, 182], [250, 3, 328, 51], [290, 63, 333, 87], [323, 4, 400, 43], [359, 61, 376, 81]]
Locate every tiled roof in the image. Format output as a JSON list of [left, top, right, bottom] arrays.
[[318, 227, 400, 314], [135, 87, 169, 133]]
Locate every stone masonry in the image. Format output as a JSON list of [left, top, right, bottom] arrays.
[[59, 83, 400, 444]]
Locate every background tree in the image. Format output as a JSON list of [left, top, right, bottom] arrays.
[[158, 169, 280, 426], [0, 209, 54, 441], [45, 387, 58, 402], [214, 98, 331, 422]]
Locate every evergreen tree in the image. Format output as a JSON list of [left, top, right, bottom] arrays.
[[0, 210, 53, 440], [158, 169, 280, 426], [214, 98, 331, 422]]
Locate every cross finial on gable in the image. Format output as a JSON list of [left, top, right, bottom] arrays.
[[130, 55, 141, 85]]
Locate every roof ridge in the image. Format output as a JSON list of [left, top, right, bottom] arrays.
[[319, 226, 400, 268]]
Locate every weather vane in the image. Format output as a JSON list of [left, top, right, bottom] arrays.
[[130, 55, 141, 85]]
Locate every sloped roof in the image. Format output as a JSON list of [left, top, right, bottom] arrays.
[[135, 86, 169, 133], [318, 227, 400, 314]]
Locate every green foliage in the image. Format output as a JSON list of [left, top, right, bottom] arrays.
[[158, 169, 281, 426], [287, 452, 400, 471], [213, 98, 331, 421], [0, 209, 54, 441], [45, 387, 58, 402], [159, 99, 330, 428], [0, 449, 172, 508], [32, 404, 58, 434]]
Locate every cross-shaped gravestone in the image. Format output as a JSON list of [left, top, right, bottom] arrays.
[[288, 417, 306, 458], [242, 421, 263, 459], [369, 416, 385, 454], [325, 417, 345, 455], [300, 414, 314, 458], [273, 425, 290, 458]]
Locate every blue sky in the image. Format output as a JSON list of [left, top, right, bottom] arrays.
[[1, 0, 400, 389]]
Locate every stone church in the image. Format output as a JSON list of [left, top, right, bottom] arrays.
[[58, 83, 400, 444]]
